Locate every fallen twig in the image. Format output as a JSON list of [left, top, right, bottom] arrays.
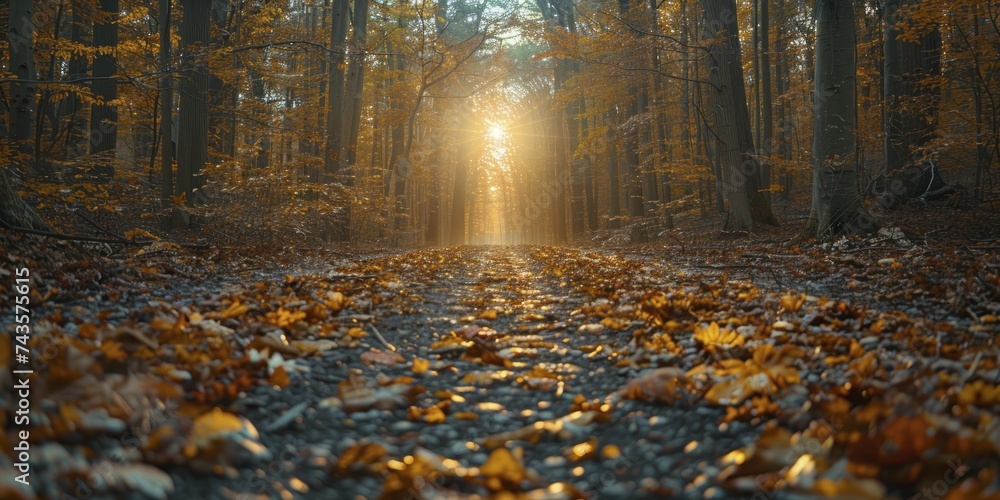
[[0, 215, 210, 250], [740, 253, 804, 260], [368, 324, 396, 352], [327, 273, 378, 280], [74, 210, 129, 241], [844, 245, 908, 254], [923, 224, 953, 241], [960, 351, 984, 387], [691, 263, 759, 270], [263, 401, 310, 432]]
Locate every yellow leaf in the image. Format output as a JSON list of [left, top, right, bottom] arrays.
[[186, 408, 245, 457], [217, 301, 249, 320], [423, 406, 446, 424], [412, 357, 430, 374], [780, 293, 806, 313], [693, 322, 745, 349], [480, 448, 526, 489]]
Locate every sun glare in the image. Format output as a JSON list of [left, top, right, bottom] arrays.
[[486, 122, 506, 142]]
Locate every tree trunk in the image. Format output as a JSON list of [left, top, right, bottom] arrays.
[[325, 0, 349, 178], [619, 0, 646, 220], [558, 1, 585, 240], [650, 0, 673, 229], [0, 168, 51, 231], [338, 0, 369, 242], [605, 110, 622, 229], [701, 0, 777, 230], [90, 0, 118, 178], [810, 0, 869, 237], [174, 0, 212, 227], [64, 0, 90, 159], [159, 0, 173, 230], [450, 110, 471, 246], [760, 0, 772, 198], [883, 0, 941, 197], [638, 85, 658, 219], [776, 0, 792, 199], [344, 0, 368, 171], [208, 0, 233, 164], [2, 0, 50, 231], [970, 8, 987, 198], [580, 99, 598, 231], [8, 0, 38, 168]]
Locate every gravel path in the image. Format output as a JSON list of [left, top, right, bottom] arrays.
[[168, 246, 758, 499]]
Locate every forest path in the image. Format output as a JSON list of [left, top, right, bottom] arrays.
[[18, 239, 999, 499], [169, 245, 755, 499]]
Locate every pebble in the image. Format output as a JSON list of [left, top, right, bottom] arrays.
[[694, 406, 715, 416], [600, 483, 634, 498], [352, 409, 381, 421], [449, 441, 470, 457], [390, 421, 416, 433], [657, 457, 681, 474], [859, 336, 879, 347]]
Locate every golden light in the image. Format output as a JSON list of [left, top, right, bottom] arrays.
[[486, 122, 507, 141]]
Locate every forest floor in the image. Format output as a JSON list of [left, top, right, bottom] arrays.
[[3, 201, 1000, 499]]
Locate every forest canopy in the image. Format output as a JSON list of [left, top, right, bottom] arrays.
[[1, 0, 991, 245]]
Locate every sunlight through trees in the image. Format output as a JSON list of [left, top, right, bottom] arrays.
[[0, 0, 992, 243]]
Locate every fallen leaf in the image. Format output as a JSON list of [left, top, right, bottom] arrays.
[[412, 357, 430, 374], [361, 349, 406, 366]]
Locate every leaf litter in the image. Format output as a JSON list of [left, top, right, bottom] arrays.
[[3, 230, 1000, 498]]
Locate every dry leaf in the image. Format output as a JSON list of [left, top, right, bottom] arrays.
[[412, 357, 430, 374], [361, 349, 406, 366]]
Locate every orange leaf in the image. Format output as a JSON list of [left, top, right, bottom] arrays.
[[269, 366, 290, 388]]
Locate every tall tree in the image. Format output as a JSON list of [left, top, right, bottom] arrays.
[[605, 109, 622, 228], [619, 0, 646, 221], [322, 0, 352, 241], [174, 0, 212, 226], [8, 0, 38, 167], [3, 0, 51, 231], [325, 0, 349, 184], [159, 0, 173, 229], [701, 0, 777, 230], [64, 0, 90, 159], [883, 0, 941, 197], [537, 0, 576, 243], [340, 0, 370, 243], [90, 0, 119, 178], [809, 0, 868, 237], [450, 103, 473, 245], [208, 0, 234, 163], [759, 0, 772, 197]]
